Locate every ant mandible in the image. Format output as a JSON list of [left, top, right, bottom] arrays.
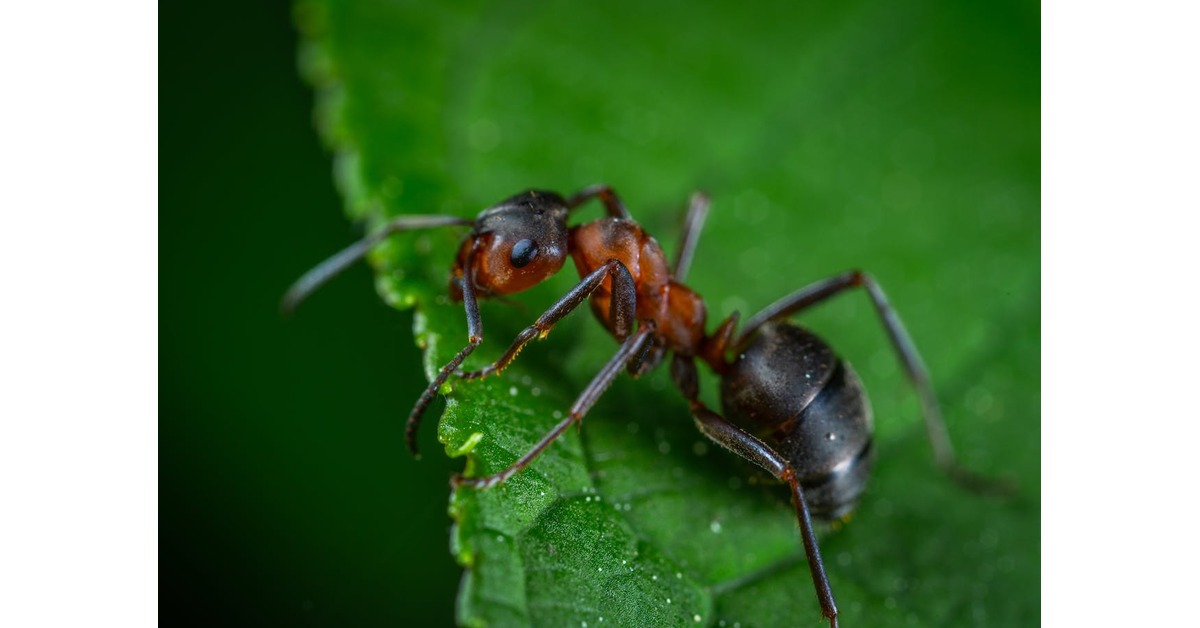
[[284, 185, 1003, 628]]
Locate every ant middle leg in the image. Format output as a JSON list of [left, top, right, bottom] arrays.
[[672, 192, 711, 283], [737, 270, 1009, 495], [457, 258, 637, 381], [670, 355, 839, 628], [453, 321, 656, 489]]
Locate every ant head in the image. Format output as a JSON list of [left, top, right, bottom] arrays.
[[452, 190, 571, 298]]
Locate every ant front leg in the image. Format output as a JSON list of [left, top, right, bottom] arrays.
[[453, 321, 656, 489], [566, 184, 632, 219], [457, 258, 637, 380], [738, 270, 1010, 495], [671, 355, 839, 628], [405, 248, 486, 457]]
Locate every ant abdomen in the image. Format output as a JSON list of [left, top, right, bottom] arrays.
[[721, 321, 874, 519]]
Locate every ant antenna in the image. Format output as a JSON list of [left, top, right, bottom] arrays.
[[281, 214, 471, 315]]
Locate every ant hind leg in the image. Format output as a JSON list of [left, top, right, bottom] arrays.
[[738, 270, 1013, 496], [671, 355, 839, 628]]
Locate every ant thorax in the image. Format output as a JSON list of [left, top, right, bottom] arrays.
[[568, 218, 707, 355]]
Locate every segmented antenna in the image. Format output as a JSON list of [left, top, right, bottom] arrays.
[[281, 214, 471, 315]]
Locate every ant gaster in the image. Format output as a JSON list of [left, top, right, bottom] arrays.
[[284, 185, 1004, 628]]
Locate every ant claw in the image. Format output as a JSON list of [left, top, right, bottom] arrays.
[[451, 471, 507, 490], [451, 474, 484, 490]]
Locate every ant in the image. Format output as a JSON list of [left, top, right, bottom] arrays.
[[284, 185, 1005, 628]]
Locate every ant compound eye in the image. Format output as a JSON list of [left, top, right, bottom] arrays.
[[510, 239, 538, 268]]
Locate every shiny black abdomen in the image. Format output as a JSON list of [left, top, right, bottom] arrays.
[[720, 322, 874, 519]]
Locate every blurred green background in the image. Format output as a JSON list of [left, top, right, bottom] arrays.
[[161, 2, 461, 625], [161, 1, 1037, 626]]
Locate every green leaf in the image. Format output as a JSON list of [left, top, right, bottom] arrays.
[[297, 1, 1039, 626]]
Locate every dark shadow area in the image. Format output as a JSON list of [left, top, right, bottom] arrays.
[[160, 3, 460, 624]]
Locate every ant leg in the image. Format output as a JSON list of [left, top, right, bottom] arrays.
[[738, 270, 1008, 495], [566, 184, 632, 219], [453, 322, 656, 489], [672, 192, 711, 282], [405, 250, 485, 457], [671, 355, 839, 628], [281, 214, 471, 314], [458, 259, 636, 380]]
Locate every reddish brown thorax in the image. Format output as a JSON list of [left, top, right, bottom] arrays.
[[569, 218, 729, 370]]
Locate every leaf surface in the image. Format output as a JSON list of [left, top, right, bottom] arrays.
[[298, 1, 1040, 625]]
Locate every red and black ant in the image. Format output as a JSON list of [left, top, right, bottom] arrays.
[[284, 185, 1005, 628]]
